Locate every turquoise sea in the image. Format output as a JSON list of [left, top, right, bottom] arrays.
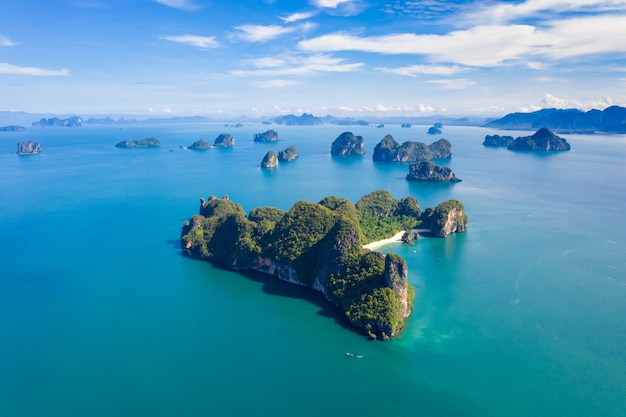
[[1, 123, 625, 417]]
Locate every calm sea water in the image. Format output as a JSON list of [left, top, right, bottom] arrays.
[[1, 123, 625, 417]]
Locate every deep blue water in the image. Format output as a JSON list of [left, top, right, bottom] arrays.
[[1, 124, 625, 417]]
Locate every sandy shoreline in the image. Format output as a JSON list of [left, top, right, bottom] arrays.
[[363, 231, 406, 251]]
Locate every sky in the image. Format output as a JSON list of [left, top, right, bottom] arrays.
[[1, 0, 626, 118]]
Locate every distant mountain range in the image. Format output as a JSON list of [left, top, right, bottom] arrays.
[[485, 106, 626, 133]]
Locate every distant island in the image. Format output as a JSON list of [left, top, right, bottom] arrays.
[[484, 128, 570, 151], [32, 116, 83, 127], [427, 123, 443, 134], [331, 132, 365, 156], [213, 133, 235, 147], [482, 134, 514, 147], [181, 190, 467, 339], [272, 113, 324, 126], [254, 129, 280, 142], [187, 139, 213, 150], [17, 141, 41, 154], [1, 125, 25, 132], [115, 137, 162, 148], [373, 135, 452, 162], [485, 105, 626, 133], [406, 161, 461, 182]]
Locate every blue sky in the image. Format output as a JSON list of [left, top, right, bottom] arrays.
[[1, 0, 626, 118]]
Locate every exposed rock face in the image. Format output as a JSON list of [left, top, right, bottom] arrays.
[[32, 116, 83, 127], [17, 141, 41, 154], [213, 133, 235, 147], [1, 125, 25, 132], [425, 200, 467, 237], [384, 253, 410, 320], [373, 135, 452, 162], [261, 150, 278, 168], [254, 129, 280, 142], [277, 145, 299, 162], [188, 139, 212, 150], [115, 137, 162, 148], [406, 161, 461, 182], [507, 127, 570, 151], [483, 134, 514, 147], [331, 132, 365, 156]]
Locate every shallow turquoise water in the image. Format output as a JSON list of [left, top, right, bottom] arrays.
[[1, 124, 625, 416]]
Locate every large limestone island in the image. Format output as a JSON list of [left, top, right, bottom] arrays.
[[213, 133, 235, 147], [406, 161, 461, 182], [180, 190, 468, 339], [115, 137, 162, 148], [261, 151, 278, 168], [254, 129, 280, 143], [373, 135, 452, 162], [17, 141, 41, 154], [484, 128, 570, 151], [277, 145, 299, 162], [331, 132, 365, 156]]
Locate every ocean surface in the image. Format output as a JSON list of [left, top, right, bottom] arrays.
[[1, 123, 625, 417]]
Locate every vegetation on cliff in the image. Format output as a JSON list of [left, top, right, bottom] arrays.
[[406, 161, 461, 182], [331, 132, 365, 156], [372, 135, 452, 162]]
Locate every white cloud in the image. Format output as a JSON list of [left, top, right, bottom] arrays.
[[311, 0, 352, 8], [298, 26, 540, 66], [468, 0, 626, 25], [258, 79, 298, 89], [428, 78, 476, 90], [376, 64, 466, 77], [153, 0, 200, 11], [232, 25, 295, 42], [299, 15, 626, 67], [232, 54, 363, 77], [279, 11, 318, 23], [0, 35, 17, 46], [246, 57, 286, 68], [538, 93, 616, 110], [0, 62, 70, 76], [161, 35, 219, 49], [418, 104, 435, 112]]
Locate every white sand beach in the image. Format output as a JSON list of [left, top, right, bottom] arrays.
[[363, 231, 406, 251]]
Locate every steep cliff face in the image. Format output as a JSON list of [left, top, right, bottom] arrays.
[[214, 133, 235, 147], [384, 253, 410, 320], [261, 151, 278, 168], [432, 206, 467, 237]]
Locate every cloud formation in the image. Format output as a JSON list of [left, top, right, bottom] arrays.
[[279, 11, 318, 23], [0, 35, 17, 46], [232, 54, 363, 77], [153, 0, 200, 11], [298, 15, 626, 67], [161, 35, 219, 49], [0, 63, 70, 76], [376, 64, 466, 77], [231, 25, 296, 42]]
